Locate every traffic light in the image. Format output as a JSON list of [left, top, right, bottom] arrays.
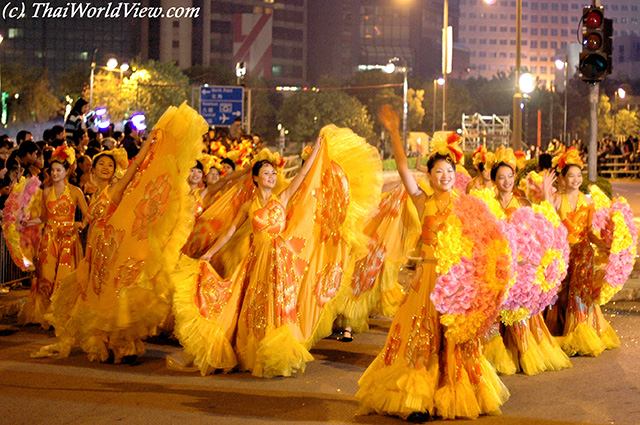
[[579, 6, 613, 82]]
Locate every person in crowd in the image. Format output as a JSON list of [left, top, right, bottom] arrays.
[[16, 130, 34, 145], [121, 123, 140, 159], [229, 116, 242, 140], [64, 98, 89, 145], [50, 126, 67, 148]]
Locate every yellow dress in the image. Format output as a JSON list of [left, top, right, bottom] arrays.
[[171, 125, 383, 377], [546, 192, 620, 356], [356, 196, 509, 420], [484, 196, 572, 375], [18, 183, 82, 327], [338, 182, 421, 333], [36, 103, 208, 362]]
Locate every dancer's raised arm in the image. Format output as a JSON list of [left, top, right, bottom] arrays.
[[279, 134, 322, 209], [379, 105, 426, 216]]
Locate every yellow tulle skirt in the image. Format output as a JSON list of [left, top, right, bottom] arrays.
[[357, 261, 509, 420]]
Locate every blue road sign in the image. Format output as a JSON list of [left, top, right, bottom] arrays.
[[200, 86, 244, 126]]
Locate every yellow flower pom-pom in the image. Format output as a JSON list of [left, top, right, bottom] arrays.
[[532, 201, 561, 227], [469, 188, 505, 219], [611, 211, 633, 254]]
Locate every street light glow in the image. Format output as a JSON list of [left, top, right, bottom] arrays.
[[120, 63, 129, 72], [483, 0, 497, 4], [555, 59, 566, 71], [437, 77, 445, 86], [519, 73, 536, 94], [617, 87, 626, 100], [384, 63, 396, 74], [106, 58, 118, 70]]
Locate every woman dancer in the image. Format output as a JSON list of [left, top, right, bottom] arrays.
[[482, 148, 571, 375], [466, 145, 495, 193], [169, 125, 382, 378], [543, 148, 619, 356], [357, 106, 509, 420], [19, 147, 90, 327], [34, 103, 208, 363]]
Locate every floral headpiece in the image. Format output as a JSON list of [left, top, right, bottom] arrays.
[[493, 146, 517, 171], [555, 146, 583, 172], [199, 154, 224, 175], [93, 148, 129, 179], [430, 131, 464, 165], [50, 146, 76, 166], [514, 150, 527, 171], [472, 146, 488, 167], [252, 148, 286, 171]]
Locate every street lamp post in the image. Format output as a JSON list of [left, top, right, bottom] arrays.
[[432, 78, 445, 135], [442, 0, 451, 130], [512, 0, 523, 150], [385, 58, 409, 151], [402, 59, 408, 151], [555, 59, 568, 145], [613, 87, 626, 138]]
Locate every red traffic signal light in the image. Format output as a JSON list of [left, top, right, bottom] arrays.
[[584, 10, 603, 28], [580, 6, 611, 82]]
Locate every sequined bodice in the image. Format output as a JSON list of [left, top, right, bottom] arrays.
[[559, 192, 590, 245], [251, 196, 287, 238], [420, 195, 453, 260], [46, 184, 75, 224], [88, 190, 117, 222]]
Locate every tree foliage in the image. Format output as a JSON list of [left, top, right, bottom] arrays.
[[278, 90, 374, 143], [84, 60, 190, 128], [1, 63, 60, 125]]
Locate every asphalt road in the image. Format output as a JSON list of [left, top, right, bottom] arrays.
[[1, 301, 640, 425], [0, 179, 638, 425]]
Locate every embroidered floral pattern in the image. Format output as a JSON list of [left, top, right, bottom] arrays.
[[132, 174, 171, 241]]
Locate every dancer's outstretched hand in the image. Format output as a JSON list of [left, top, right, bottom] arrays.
[[379, 105, 400, 134]]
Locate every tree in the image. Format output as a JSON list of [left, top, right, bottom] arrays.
[[57, 64, 90, 102], [407, 88, 425, 132], [278, 90, 374, 143], [183, 64, 235, 86], [1, 63, 60, 125], [84, 60, 190, 128]]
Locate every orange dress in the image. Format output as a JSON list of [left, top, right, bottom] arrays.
[[337, 182, 421, 333], [356, 196, 509, 420], [18, 184, 82, 327], [35, 103, 208, 362], [546, 192, 620, 356]]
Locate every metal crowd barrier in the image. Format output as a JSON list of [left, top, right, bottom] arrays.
[[0, 228, 32, 288]]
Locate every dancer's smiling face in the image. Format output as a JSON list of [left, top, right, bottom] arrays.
[[562, 165, 583, 191], [94, 156, 116, 180], [253, 162, 277, 189], [493, 164, 515, 194], [428, 158, 455, 192]]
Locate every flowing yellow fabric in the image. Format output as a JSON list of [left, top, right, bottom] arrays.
[[36, 103, 208, 363], [170, 125, 383, 377], [338, 182, 421, 333]]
